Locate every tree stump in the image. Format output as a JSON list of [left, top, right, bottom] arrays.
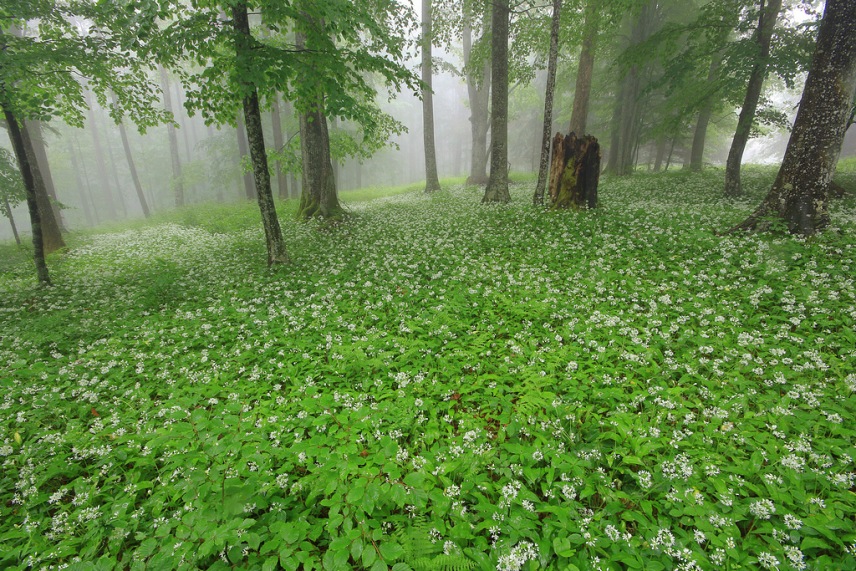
[[548, 132, 600, 209]]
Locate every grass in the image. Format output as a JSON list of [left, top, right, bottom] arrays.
[[1, 167, 855, 571]]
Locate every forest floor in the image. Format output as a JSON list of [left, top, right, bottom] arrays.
[[1, 166, 855, 571]]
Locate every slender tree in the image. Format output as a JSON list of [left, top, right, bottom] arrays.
[[422, 0, 442, 193], [111, 92, 151, 218], [729, 0, 856, 234], [687, 53, 723, 171], [232, 1, 289, 264], [462, 5, 491, 185], [723, 0, 782, 197], [236, 112, 256, 200], [270, 95, 289, 200], [568, 0, 598, 135], [483, 0, 510, 203], [159, 65, 185, 207], [534, 0, 562, 205]]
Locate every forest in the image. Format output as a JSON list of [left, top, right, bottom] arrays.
[[1, 0, 856, 570]]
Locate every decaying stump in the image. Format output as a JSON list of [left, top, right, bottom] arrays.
[[548, 132, 600, 209]]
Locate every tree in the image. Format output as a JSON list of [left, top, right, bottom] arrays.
[[459, 2, 492, 185], [534, 0, 562, 206], [0, 147, 24, 245], [270, 95, 290, 200], [111, 92, 151, 218], [568, 0, 599, 135], [422, 0, 442, 193], [482, 0, 510, 203], [729, 0, 856, 235], [159, 65, 186, 207], [723, 0, 782, 197]]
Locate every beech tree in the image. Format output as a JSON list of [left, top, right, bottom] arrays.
[[1, 2, 165, 285], [533, 0, 562, 206], [482, 0, 511, 203], [729, 0, 856, 235], [422, 0, 442, 194]]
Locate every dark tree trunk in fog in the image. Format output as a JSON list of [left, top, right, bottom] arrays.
[[606, 1, 660, 175], [236, 112, 256, 200], [296, 31, 343, 219], [25, 120, 67, 232], [548, 132, 600, 209], [84, 96, 118, 219], [174, 81, 192, 163], [104, 127, 128, 217], [687, 55, 722, 171], [67, 136, 95, 225], [534, 0, 562, 205], [729, 0, 856, 235], [19, 121, 65, 253], [232, 2, 289, 265], [112, 93, 151, 217], [463, 8, 491, 185], [569, 0, 598, 135], [724, 0, 782, 197], [3, 195, 20, 245], [422, 0, 441, 193], [270, 95, 290, 200], [159, 65, 185, 207], [2, 104, 51, 284], [653, 136, 667, 172], [483, 0, 510, 203]]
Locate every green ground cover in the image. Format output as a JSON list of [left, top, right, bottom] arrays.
[[1, 168, 855, 571]]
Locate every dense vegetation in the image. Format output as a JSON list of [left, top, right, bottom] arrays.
[[2, 168, 856, 570]]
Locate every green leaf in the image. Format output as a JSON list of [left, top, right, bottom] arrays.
[[379, 542, 404, 562]]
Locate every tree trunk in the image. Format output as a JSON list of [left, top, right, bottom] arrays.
[[84, 95, 118, 219], [568, 0, 598, 135], [548, 132, 600, 209], [483, 0, 510, 203], [723, 0, 783, 197], [270, 94, 290, 200], [67, 136, 95, 226], [236, 112, 256, 200], [232, 2, 289, 265], [687, 54, 723, 171], [159, 65, 185, 207], [112, 92, 151, 218], [19, 121, 66, 253], [729, 0, 856, 235], [25, 120, 67, 232], [104, 125, 128, 218], [463, 9, 491, 185], [534, 0, 562, 205], [3, 195, 21, 246], [2, 104, 51, 285], [422, 0, 441, 193]]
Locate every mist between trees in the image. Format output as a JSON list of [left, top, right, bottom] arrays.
[[1, 0, 855, 280]]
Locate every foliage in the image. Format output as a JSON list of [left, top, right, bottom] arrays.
[[2, 168, 856, 570]]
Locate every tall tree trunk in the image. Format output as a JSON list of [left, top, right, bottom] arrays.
[[422, 0, 441, 193], [569, 0, 598, 135], [84, 95, 118, 219], [729, 0, 856, 235], [270, 94, 289, 200], [2, 104, 51, 284], [159, 65, 185, 207], [104, 127, 128, 217], [3, 195, 21, 246], [724, 0, 783, 197], [236, 112, 256, 200], [688, 54, 723, 171], [295, 32, 343, 219], [19, 121, 65, 252], [232, 2, 289, 265], [463, 9, 491, 185], [483, 0, 510, 203], [25, 120, 67, 232], [534, 0, 562, 205], [112, 92, 151, 217], [66, 136, 95, 226]]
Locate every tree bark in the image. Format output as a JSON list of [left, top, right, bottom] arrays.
[[112, 92, 151, 218], [723, 0, 783, 197], [463, 9, 491, 185], [568, 0, 598, 135], [270, 94, 289, 200], [232, 2, 289, 265], [687, 54, 723, 171], [19, 121, 65, 253], [25, 120, 67, 232], [422, 0, 441, 193], [2, 104, 51, 285], [483, 0, 510, 203], [159, 65, 185, 207], [548, 132, 600, 209], [295, 32, 343, 220], [236, 112, 256, 200], [728, 0, 856, 235], [534, 0, 562, 205]]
